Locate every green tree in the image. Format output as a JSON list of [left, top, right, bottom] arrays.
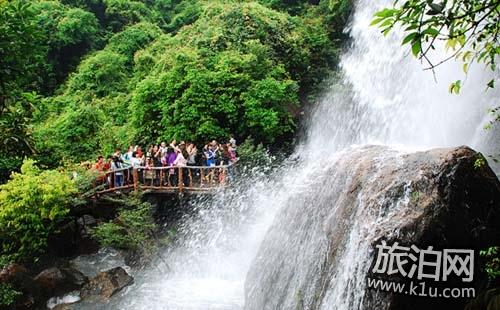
[[67, 50, 128, 97], [129, 1, 335, 145], [0, 283, 22, 307], [0, 0, 45, 109], [131, 41, 299, 144], [31, 0, 100, 90], [106, 22, 162, 61], [103, 0, 152, 32], [35, 103, 107, 164], [0, 1, 46, 181], [26, 0, 351, 165], [481, 246, 500, 281]]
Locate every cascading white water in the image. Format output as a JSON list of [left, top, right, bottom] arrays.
[[305, 0, 499, 156], [77, 1, 498, 309]]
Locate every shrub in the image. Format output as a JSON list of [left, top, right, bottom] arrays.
[[93, 197, 155, 250], [0, 159, 77, 263], [237, 137, 272, 167], [481, 246, 500, 281], [0, 283, 22, 307]]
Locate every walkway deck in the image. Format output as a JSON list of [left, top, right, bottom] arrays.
[[94, 164, 233, 196]]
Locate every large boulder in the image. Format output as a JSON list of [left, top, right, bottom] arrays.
[[33, 267, 87, 299], [0, 263, 29, 285], [244, 146, 500, 310], [48, 217, 99, 257], [76, 214, 97, 236], [0, 263, 39, 309], [80, 267, 133, 301]]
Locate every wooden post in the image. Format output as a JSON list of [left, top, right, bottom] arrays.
[[109, 172, 114, 189], [133, 169, 138, 191], [178, 167, 183, 192], [200, 168, 205, 187], [222, 167, 227, 185], [160, 168, 163, 188], [142, 169, 145, 188]]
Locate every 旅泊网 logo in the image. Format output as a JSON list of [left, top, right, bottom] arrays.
[[367, 241, 476, 299]]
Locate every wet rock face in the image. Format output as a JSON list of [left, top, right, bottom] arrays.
[[47, 216, 99, 257], [0, 263, 39, 309], [33, 267, 87, 299], [0, 263, 29, 284], [81, 267, 133, 301], [244, 146, 500, 310]]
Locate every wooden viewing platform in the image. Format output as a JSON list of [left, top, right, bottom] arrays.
[[95, 164, 234, 196]]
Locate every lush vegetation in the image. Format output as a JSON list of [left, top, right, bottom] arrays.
[[0, 0, 352, 174], [0, 283, 22, 307], [92, 195, 156, 250], [0, 160, 77, 265], [481, 246, 500, 281]]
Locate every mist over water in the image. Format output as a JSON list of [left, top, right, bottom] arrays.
[[79, 0, 499, 309]]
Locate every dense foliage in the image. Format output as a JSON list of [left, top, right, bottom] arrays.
[[481, 246, 500, 281], [0, 0, 352, 170], [0, 283, 22, 307], [0, 160, 77, 265], [92, 196, 155, 250]]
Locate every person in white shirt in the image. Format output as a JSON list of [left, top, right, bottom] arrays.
[[174, 143, 190, 186], [130, 151, 143, 188], [159, 141, 167, 157]]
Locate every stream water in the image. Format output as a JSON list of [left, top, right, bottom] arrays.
[[74, 0, 499, 309]]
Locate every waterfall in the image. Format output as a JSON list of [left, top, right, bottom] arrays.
[[80, 0, 499, 309], [304, 1, 499, 156]]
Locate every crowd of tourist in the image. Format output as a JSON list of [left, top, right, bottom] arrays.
[[92, 137, 238, 188]]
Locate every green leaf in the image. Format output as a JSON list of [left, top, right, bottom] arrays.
[[461, 51, 472, 62], [411, 40, 421, 57], [402, 32, 418, 45], [423, 28, 439, 37], [445, 38, 457, 51], [449, 80, 461, 95], [379, 18, 394, 28], [374, 8, 398, 18], [370, 17, 384, 26]]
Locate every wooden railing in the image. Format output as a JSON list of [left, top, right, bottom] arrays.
[[94, 164, 234, 195]]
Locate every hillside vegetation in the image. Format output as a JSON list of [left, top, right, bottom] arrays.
[[1, 0, 351, 175]]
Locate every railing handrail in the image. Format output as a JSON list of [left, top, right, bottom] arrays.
[[94, 162, 236, 195], [103, 162, 234, 173]]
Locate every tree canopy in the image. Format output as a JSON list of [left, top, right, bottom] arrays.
[[0, 0, 351, 167]]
